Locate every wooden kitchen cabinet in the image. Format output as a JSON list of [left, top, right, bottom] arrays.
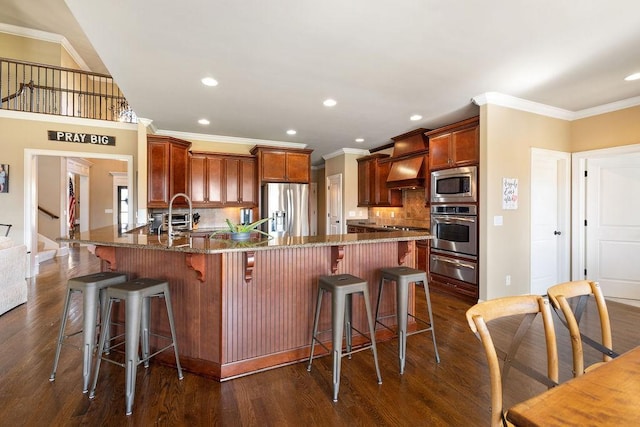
[[427, 117, 479, 170], [224, 156, 257, 206], [250, 146, 313, 184], [147, 135, 191, 208], [415, 240, 429, 272], [189, 153, 223, 206], [357, 154, 402, 207], [189, 152, 256, 207]]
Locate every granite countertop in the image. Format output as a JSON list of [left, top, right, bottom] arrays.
[[57, 225, 432, 254], [346, 220, 430, 233]]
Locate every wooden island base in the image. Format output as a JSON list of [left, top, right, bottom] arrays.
[[95, 240, 418, 381]]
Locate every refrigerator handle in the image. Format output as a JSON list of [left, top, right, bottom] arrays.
[[287, 188, 293, 232]]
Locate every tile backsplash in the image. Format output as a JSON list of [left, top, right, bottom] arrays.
[[155, 206, 258, 230], [368, 188, 430, 228]]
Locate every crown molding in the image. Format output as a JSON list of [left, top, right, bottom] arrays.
[[0, 23, 90, 71], [137, 117, 157, 133], [472, 91, 640, 121], [572, 95, 640, 120], [154, 129, 307, 149], [471, 92, 574, 120], [322, 147, 370, 160]]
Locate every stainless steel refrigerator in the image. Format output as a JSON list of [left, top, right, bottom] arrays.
[[261, 183, 310, 238]]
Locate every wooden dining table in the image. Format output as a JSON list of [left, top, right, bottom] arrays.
[[507, 345, 640, 426]]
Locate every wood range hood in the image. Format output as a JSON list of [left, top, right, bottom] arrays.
[[385, 128, 429, 189]]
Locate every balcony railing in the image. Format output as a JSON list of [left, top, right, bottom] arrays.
[[0, 57, 137, 123]]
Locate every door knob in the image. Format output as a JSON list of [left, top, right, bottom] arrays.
[[554, 230, 562, 235]]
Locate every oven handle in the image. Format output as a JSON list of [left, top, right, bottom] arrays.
[[432, 215, 476, 223], [432, 255, 476, 270]]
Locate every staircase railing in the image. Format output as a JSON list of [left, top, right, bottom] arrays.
[[0, 57, 136, 123], [38, 206, 60, 220]]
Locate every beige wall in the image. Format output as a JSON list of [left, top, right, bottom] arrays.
[[323, 151, 368, 234], [0, 33, 61, 66], [480, 103, 640, 301], [37, 156, 63, 240], [571, 105, 640, 151], [480, 104, 571, 300], [0, 114, 138, 245], [90, 159, 128, 229], [188, 139, 254, 154]]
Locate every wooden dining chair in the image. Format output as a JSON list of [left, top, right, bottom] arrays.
[[466, 295, 559, 427], [547, 280, 618, 377]]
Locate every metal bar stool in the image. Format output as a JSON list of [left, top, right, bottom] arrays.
[[375, 266, 440, 374], [49, 271, 128, 392], [89, 278, 183, 415], [307, 274, 382, 402]]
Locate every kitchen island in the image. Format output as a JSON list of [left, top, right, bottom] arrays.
[[59, 226, 431, 381]]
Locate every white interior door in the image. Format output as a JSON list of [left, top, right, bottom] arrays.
[[586, 153, 640, 300], [326, 174, 342, 235], [530, 148, 570, 295]]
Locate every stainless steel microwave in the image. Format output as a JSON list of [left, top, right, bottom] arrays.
[[431, 166, 477, 204]]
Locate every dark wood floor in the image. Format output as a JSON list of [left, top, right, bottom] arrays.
[[1, 247, 639, 426]]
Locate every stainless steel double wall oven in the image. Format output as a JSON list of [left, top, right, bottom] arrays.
[[430, 166, 479, 298]]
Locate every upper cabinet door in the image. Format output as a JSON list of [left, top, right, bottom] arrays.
[[147, 136, 191, 208], [261, 151, 288, 182], [206, 156, 224, 205], [240, 157, 257, 205], [251, 146, 313, 184], [147, 139, 170, 207], [428, 134, 452, 170], [285, 152, 310, 183], [427, 117, 479, 171], [451, 126, 479, 167], [356, 154, 402, 207], [189, 152, 255, 207], [189, 154, 207, 204]]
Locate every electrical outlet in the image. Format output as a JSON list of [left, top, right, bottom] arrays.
[[391, 211, 395, 218], [505, 275, 511, 286]]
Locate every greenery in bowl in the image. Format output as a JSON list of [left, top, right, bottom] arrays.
[[210, 218, 272, 240]]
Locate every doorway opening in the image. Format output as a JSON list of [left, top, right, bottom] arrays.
[[24, 149, 134, 277], [117, 185, 129, 230]]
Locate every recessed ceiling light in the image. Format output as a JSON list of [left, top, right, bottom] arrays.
[[201, 77, 218, 86], [624, 72, 640, 81], [198, 118, 210, 125], [410, 114, 422, 121], [286, 129, 297, 135], [355, 138, 364, 143], [323, 99, 337, 107]]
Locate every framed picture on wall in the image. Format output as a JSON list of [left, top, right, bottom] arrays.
[[0, 164, 8, 193]]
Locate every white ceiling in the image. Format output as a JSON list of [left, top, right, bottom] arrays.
[[2, 1, 640, 164]]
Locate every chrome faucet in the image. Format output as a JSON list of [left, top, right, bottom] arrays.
[[168, 192, 193, 245]]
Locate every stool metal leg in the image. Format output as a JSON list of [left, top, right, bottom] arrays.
[[49, 289, 73, 383], [307, 287, 324, 371], [421, 279, 440, 363], [331, 291, 346, 402], [344, 293, 352, 358], [396, 279, 409, 374], [141, 296, 151, 368], [162, 289, 184, 379], [374, 277, 384, 328], [124, 293, 143, 415], [81, 285, 101, 393], [98, 288, 111, 355], [89, 299, 113, 399], [362, 287, 382, 384]]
